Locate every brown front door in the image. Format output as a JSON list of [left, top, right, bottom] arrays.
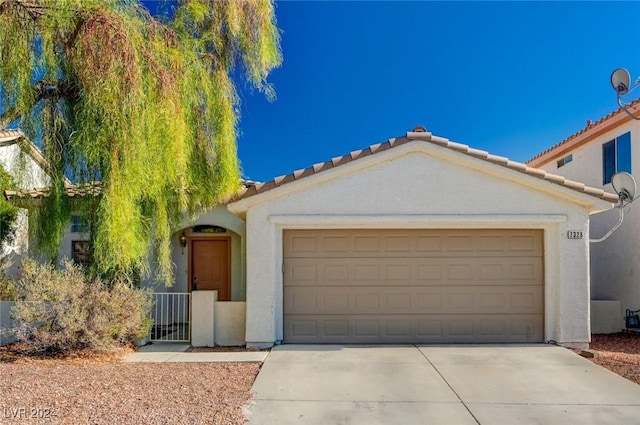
[[190, 238, 231, 301]]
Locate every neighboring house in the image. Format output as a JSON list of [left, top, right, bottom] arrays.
[[528, 100, 640, 332], [3, 126, 617, 349], [0, 129, 52, 273]]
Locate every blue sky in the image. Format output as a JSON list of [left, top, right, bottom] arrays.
[[147, 1, 640, 182]]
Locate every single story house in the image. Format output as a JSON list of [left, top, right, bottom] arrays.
[[2, 126, 617, 349]]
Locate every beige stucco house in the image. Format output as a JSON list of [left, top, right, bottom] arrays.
[[528, 100, 640, 333], [1, 126, 618, 349]]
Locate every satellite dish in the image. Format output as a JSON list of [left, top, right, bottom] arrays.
[[611, 68, 631, 95], [611, 171, 636, 202]]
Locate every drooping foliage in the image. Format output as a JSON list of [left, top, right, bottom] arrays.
[[0, 165, 18, 247], [0, 0, 281, 284]]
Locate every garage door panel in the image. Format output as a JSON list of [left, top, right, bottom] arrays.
[[284, 229, 544, 344], [285, 285, 542, 315], [285, 257, 543, 287], [284, 229, 542, 258], [285, 314, 544, 343]]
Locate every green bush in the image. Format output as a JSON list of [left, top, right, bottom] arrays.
[[10, 259, 153, 353]]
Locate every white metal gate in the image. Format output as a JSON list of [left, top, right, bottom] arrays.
[[149, 293, 191, 342]]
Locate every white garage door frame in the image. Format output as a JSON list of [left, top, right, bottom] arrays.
[[268, 214, 567, 344]]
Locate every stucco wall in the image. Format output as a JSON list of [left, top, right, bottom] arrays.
[[538, 120, 640, 314], [232, 143, 604, 348], [0, 144, 50, 261], [0, 144, 49, 189]]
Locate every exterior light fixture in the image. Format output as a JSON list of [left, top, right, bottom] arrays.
[[179, 231, 188, 254]]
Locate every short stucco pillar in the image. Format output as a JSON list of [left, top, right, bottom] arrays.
[[214, 302, 247, 346], [191, 291, 217, 347]]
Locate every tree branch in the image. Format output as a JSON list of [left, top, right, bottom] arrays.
[[0, 80, 78, 128], [34, 80, 78, 100], [0, 106, 22, 129]]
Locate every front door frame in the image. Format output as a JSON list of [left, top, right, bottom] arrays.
[[188, 236, 232, 300]]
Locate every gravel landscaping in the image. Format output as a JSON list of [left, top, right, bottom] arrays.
[[589, 333, 640, 385], [0, 346, 260, 424]]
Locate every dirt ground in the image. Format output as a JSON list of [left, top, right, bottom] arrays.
[[589, 333, 640, 385], [0, 345, 260, 424]]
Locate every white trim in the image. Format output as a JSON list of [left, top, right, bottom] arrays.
[[268, 214, 568, 227]]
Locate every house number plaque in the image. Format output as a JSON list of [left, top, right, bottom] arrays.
[[567, 230, 584, 239]]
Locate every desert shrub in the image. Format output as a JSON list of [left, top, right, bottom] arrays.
[[0, 276, 16, 301], [0, 259, 17, 301], [10, 259, 153, 353]]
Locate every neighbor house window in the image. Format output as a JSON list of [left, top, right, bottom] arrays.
[[71, 241, 91, 266], [71, 215, 89, 233], [557, 154, 573, 168], [603, 132, 632, 184]]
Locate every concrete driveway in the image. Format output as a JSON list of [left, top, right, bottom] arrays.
[[245, 345, 640, 425]]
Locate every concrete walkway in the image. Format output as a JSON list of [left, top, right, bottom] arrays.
[[122, 343, 268, 363], [246, 345, 640, 425]]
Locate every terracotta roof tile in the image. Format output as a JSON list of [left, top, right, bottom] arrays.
[[487, 154, 509, 166], [5, 181, 102, 200], [0, 129, 25, 143], [234, 127, 619, 204], [369, 143, 382, 152], [6, 180, 258, 202], [507, 161, 527, 172], [349, 149, 363, 160], [467, 148, 489, 159]]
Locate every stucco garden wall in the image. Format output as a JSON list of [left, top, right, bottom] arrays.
[[231, 143, 605, 348], [0, 301, 16, 346]]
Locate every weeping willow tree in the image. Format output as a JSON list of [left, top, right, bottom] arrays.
[[0, 0, 281, 285]]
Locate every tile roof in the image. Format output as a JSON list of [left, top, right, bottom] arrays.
[[4, 181, 257, 201], [5, 182, 102, 201], [0, 129, 25, 143], [236, 126, 619, 204], [527, 98, 640, 167]]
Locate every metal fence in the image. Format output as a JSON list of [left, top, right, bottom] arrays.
[[149, 292, 191, 342]]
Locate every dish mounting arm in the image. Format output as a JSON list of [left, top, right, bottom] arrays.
[[590, 200, 625, 244]]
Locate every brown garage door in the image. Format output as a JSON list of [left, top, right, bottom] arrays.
[[283, 229, 544, 344]]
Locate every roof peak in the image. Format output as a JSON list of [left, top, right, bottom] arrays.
[[235, 127, 617, 204]]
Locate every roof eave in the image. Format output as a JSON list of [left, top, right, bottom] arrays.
[[228, 134, 617, 214]]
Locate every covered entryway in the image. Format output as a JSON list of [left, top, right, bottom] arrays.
[[283, 229, 544, 343]]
